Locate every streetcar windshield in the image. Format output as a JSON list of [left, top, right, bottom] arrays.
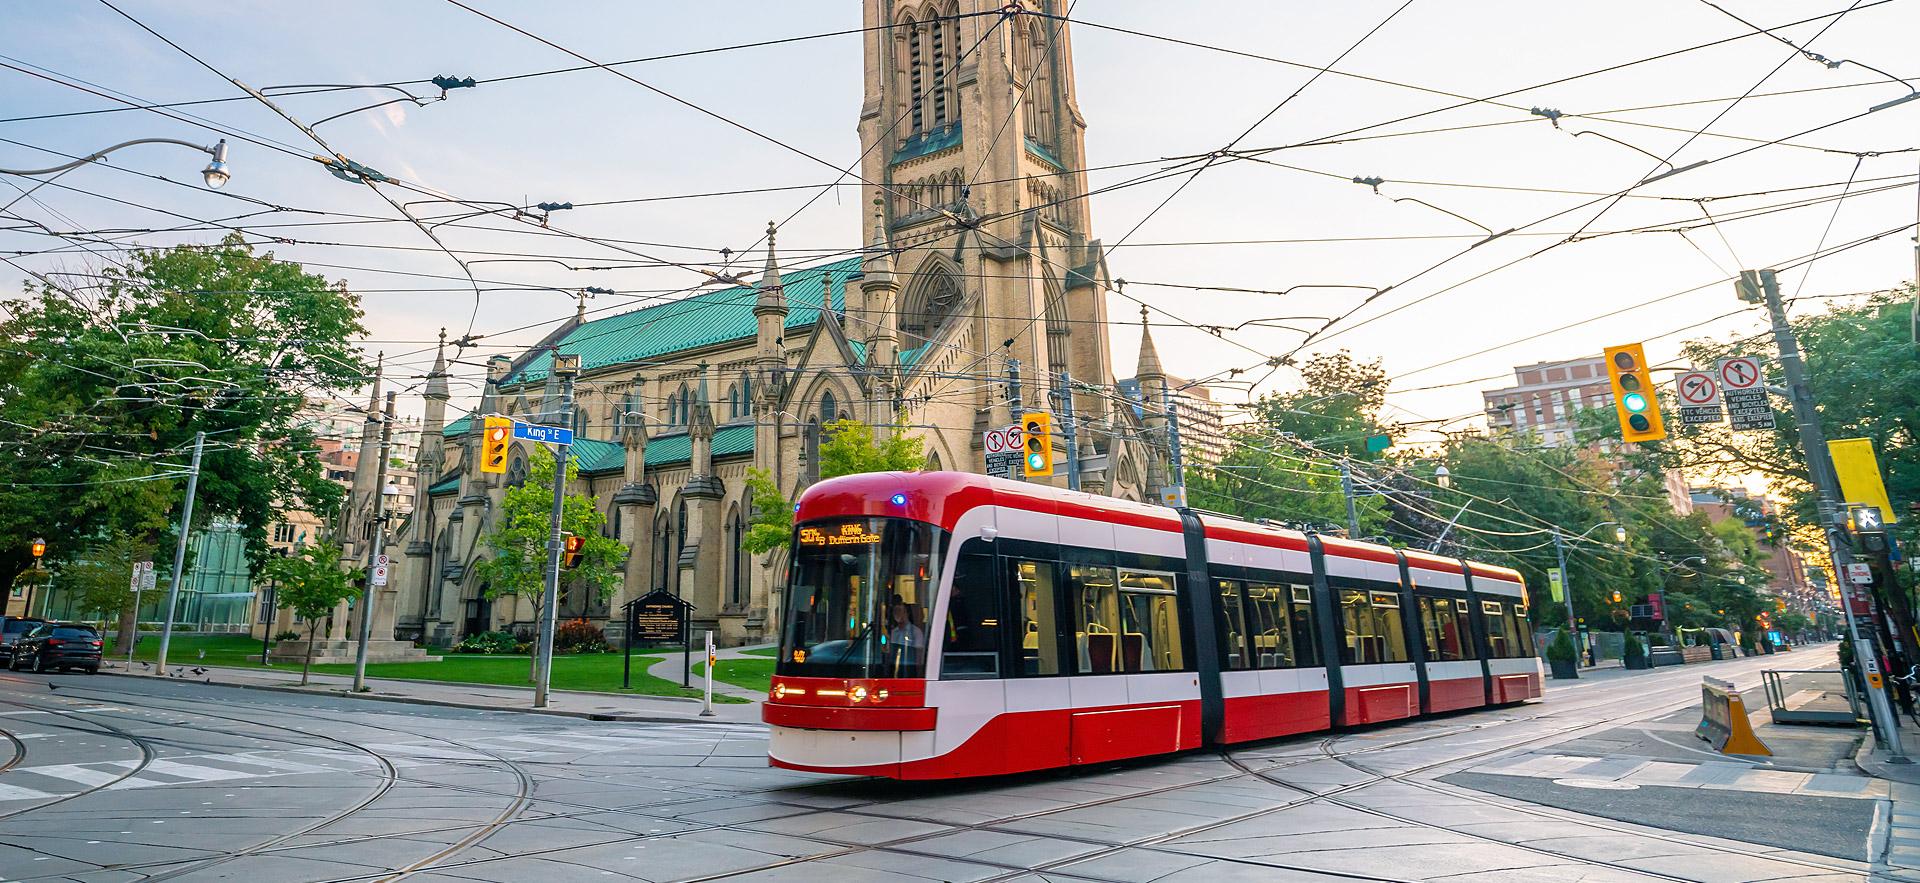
[[777, 517, 941, 679]]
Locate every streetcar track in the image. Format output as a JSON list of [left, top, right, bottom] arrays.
[[0, 651, 1835, 883], [0, 698, 158, 823]]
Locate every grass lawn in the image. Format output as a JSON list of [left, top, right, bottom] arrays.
[[694, 657, 775, 694], [113, 634, 742, 702], [738, 646, 779, 658]]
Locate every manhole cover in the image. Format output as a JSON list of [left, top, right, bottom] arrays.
[[1552, 778, 1640, 790]]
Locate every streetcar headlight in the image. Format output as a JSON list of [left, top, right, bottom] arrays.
[[875, 689, 888, 702], [849, 685, 869, 703], [772, 683, 788, 700]]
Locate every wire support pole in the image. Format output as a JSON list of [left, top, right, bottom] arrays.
[[153, 430, 204, 676]]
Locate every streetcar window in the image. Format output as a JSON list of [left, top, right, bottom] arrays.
[[1012, 558, 1063, 675], [1245, 582, 1294, 669], [1508, 604, 1536, 657], [941, 542, 1001, 679], [1419, 596, 1473, 661], [1217, 580, 1249, 671], [1289, 586, 1319, 668], [776, 517, 937, 679], [1482, 600, 1520, 658], [1118, 570, 1183, 672], [1340, 587, 1408, 664], [1070, 562, 1123, 673]]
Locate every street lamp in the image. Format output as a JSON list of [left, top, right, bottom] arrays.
[[1433, 465, 1451, 489], [0, 137, 231, 189]]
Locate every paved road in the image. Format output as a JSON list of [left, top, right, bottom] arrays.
[[0, 648, 1896, 882]]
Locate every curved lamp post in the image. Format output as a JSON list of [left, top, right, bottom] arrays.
[[1, 137, 230, 188]]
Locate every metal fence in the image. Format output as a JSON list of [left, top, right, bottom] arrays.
[[1760, 669, 1866, 726]]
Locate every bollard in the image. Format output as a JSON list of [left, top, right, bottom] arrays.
[[700, 630, 716, 718]]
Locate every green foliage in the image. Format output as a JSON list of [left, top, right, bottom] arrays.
[[1622, 632, 1646, 659], [273, 630, 301, 642], [1189, 351, 1394, 534], [473, 446, 625, 615], [0, 236, 367, 594], [554, 618, 609, 653], [1545, 628, 1578, 663], [455, 631, 519, 655], [265, 544, 357, 622], [743, 416, 928, 552], [54, 532, 154, 620]]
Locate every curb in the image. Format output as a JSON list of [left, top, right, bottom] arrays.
[[92, 667, 762, 726]]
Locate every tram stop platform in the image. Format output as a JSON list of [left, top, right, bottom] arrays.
[[1442, 662, 1885, 864]]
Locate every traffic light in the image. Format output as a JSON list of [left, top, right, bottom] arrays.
[[29, 538, 45, 559], [562, 533, 585, 569], [1603, 343, 1666, 443], [1021, 412, 1053, 477], [481, 416, 510, 474]]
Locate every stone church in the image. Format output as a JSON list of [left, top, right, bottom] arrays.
[[378, 0, 1178, 647]]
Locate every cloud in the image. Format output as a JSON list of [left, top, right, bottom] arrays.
[[383, 103, 408, 128]]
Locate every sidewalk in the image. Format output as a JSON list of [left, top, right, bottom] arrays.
[[93, 658, 765, 725], [643, 643, 774, 702], [1855, 706, 1920, 876]]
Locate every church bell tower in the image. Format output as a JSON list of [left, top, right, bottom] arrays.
[[858, 1, 1116, 449]]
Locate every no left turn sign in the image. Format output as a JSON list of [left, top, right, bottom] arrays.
[[1676, 371, 1719, 406]]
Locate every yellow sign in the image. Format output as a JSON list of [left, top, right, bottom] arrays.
[[1829, 437, 1897, 524], [797, 523, 881, 547]]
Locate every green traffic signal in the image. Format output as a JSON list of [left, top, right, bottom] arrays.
[[1622, 392, 1648, 413]]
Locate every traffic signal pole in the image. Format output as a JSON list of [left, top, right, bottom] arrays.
[[155, 431, 204, 676], [1751, 268, 1906, 758], [534, 355, 578, 709], [351, 392, 396, 693]]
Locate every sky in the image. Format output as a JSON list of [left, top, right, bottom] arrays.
[[3, 1, 1916, 445]]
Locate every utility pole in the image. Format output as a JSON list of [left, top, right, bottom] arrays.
[[1338, 462, 1361, 538], [1059, 371, 1079, 492], [1553, 529, 1580, 664], [155, 431, 205, 676], [1164, 390, 1187, 506], [1750, 268, 1906, 758], [534, 354, 580, 708], [351, 391, 396, 692]]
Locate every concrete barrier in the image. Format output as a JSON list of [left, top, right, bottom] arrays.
[[1696, 676, 1772, 756]]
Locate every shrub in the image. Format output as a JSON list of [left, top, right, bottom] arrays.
[[513, 641, 534, 655], [1623, 632, 1645, 659], [456, 631, 519, 654], [273, 630, 301, 642], [1545, 629, 1578, 664], [555, 618, 608, 654]]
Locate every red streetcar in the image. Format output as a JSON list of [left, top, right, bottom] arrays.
[[764, 472, 1542, 780]]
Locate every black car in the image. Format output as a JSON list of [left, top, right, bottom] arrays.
[[8, 623, 102, 674], [0, 616, 46, 666]]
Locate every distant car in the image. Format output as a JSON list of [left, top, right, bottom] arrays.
[[0, 617, 47, 666], [8, 622, 102, 674]]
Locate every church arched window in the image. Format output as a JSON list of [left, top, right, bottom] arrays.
[[726, 503, 747, 607], [930, 9, 948, 126], [804, 417, 821, 484], [573, 405, 588, 439], [820, 390, 837, 424], [653, 511, 672, 592], [740, 372, 752, 412], [900, 265, 963, 346], [1023, 20, 1054, 147], [907, 14, 924, 133]]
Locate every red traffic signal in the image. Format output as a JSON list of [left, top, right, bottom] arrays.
[[562, 534, 586, 569]]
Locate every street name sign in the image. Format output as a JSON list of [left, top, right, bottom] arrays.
[[1715, 357, 1774, 432], [1675, 370, 1723, 425], [512, 422, 575, 445]]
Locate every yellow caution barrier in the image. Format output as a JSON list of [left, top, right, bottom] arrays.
[[1696, 676, 1772, 756]]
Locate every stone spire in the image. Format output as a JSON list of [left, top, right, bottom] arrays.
[[685, 364, 723, 502], [754, 221, 786, 315], [1135, 306, 1165, 386], [345, 353, 385, 546], [860, 198, 900, 378], [424, 328, 450, 404]]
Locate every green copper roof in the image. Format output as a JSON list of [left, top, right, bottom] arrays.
[[572, 437, 627, 474], [427, 472, 460, 495], [443, 414, 472, 437], [507, 257, 863, 386], [893, 125, 961, 165]]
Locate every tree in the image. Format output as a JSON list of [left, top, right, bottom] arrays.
[[1189, 351, 1395, 535], [471, 446, 625, 638], [54, 533, 154, 634], [743, 416, 929, 553], [264, 544, 357, 685], [0, 235, 367, 600]]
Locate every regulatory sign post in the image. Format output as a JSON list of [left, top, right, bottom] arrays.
[[1675, 370, 1724, 425], [1716, 357, 1775, 431], [981, 424, 1024, 479]]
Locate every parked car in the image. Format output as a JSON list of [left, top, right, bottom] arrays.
[[0, 616, 47, 666], [8, 623, 102, 674]]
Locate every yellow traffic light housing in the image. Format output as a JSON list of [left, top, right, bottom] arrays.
[[1603, 343, 1667, 443], [481, 416, 511, 474], [562, 533, 585, 569], [1021, 412, 1053, 477]]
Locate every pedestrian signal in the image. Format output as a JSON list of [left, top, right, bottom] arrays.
[[1021, 412, 1053, 477], [562, 533, 585, 569], [1603, 343, 1667, 443], [481, 416, 510, 474]]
